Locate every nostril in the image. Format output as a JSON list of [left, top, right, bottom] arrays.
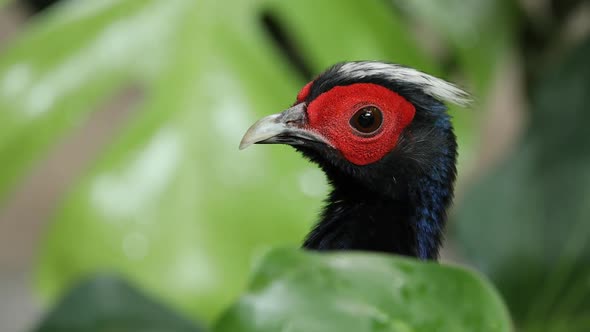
[[285, 119, 304, 127]]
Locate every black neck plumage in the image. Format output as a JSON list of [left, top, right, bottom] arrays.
[[302, 179, 451, 259], [302, 136, 456, 260]]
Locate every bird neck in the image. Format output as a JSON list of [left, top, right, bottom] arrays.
[[302, 159, 455, 260]]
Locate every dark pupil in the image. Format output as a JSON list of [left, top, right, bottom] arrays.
[[357, 111, 375, 128], [350, 106, 382, 134]]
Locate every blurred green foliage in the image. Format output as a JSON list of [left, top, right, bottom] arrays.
[[454, 38, 590, 332], [0, 0, 507, 324], [394, 0, 515, 91], [4, 0, 587, 331]]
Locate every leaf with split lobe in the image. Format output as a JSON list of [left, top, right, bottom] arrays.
[[0, 0, 457, 323], [214, 249, 511, 332]]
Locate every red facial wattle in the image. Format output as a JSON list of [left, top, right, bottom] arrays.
[[304, 83, 415, 165]]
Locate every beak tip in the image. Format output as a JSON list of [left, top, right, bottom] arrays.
[[238, 137, 253, 150], [238, 104, 307, 151]]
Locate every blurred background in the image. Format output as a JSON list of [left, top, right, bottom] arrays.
[[0, 0, 588, 331]]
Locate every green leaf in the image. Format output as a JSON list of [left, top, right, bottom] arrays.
[[35, 274, 204, 332], [214, 249, 511, 332], [453, 37, 590, 331]]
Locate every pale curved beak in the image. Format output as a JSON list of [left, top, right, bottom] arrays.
[[239, 103, 328, 150]]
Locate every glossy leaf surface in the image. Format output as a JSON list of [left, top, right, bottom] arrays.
[[215, 249, 511, 332]]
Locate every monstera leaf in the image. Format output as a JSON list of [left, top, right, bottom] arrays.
[[0, 0, 422, 321], [214, 249, 511, 332], [0, 0, 508, 324], [453, 38, 590, 331]]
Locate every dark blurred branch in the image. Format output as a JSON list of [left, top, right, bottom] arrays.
[[260, 10, 314, 81], [20, 0, 59, 13]]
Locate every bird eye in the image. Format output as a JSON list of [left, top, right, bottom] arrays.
[[350, 106, 383, 135]]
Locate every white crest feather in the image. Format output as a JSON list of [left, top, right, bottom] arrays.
[[338, 61, 471, 106]]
